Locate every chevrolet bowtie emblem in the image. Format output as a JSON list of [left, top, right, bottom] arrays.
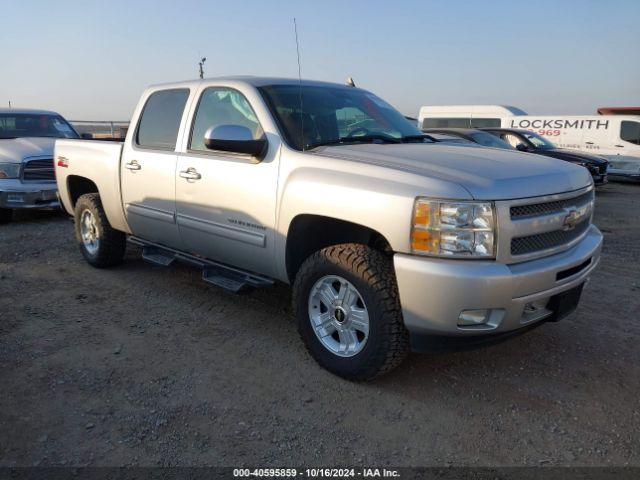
[[562, 206, 588, 231]]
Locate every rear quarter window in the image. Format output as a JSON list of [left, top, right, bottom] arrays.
[[136, 89, 190, 150]]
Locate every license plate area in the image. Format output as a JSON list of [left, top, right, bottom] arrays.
[[546, 283, 584, 322]]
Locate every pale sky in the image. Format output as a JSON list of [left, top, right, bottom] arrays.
[[2, 0, 639, 120]]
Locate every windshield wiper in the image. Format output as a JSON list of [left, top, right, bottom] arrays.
[[305, 134, 401, 150]]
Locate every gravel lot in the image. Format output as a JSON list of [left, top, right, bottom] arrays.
[[1, 182, 639, 468]]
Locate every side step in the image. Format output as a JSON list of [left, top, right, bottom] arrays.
[[128, 237, 274, 293]]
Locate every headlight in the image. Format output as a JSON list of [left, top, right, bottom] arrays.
[[0, 163, 21, 179], [411, 199, 496, 258]]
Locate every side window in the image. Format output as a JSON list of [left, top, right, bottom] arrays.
[[470, 118, 501, 128], [620, 121, 640, 145], [422, 118, 471, 129], [190, 88, 263, 152], [136, 89, 189, 150]]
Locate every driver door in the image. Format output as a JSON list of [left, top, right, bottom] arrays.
[[175, 86, 279, 277]]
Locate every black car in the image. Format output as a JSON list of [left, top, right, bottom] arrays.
[[422, 128, 515, 150], [482, 128, 609, 185]]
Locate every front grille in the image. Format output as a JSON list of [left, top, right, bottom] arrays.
[[511, 219, 590, 256], [510, 191, 594, 219], [22, 158, 55, 181]]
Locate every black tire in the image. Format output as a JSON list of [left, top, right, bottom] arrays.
[[74, 193, 126, 268], [293, 243, 410, 381], [0, 208, 12, 224]]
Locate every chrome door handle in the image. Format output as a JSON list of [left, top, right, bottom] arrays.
[[125, 160, 141, 170], [179, 168, 201, 180]]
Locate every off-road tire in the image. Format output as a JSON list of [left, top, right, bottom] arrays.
[[293, 243, 410, 381], [0, 208, 13, 224], [74, 193, 126, 268]]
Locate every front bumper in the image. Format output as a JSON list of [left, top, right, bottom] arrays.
[[0, 179, 59, 209], [394, 225, 602, 338]]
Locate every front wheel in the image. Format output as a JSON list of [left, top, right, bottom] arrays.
[[74, 193, 126, 268], [293, 244, 410, 381]]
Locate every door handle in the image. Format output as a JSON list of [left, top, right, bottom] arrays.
[[615, 145, 624, 148], [179, 168, 202, 180], [585, 141, 594, 145], [125, 160, 141, 170]]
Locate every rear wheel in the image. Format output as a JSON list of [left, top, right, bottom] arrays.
[[293, 243, 410, 381], [74, 193, 126, 268], [0, 208, 12, 224]]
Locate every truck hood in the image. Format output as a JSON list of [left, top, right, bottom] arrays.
[[315, 143, 592, 200], [0, 137, 56, 163]]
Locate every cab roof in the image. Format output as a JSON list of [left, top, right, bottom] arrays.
[[148, 76, 358, 90]]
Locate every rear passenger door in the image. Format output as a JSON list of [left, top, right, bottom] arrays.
[[120, 88, 190, 249]]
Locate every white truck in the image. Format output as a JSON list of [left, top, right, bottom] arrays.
[[54, 77, 602, 380], [418, 105, 640, 180]]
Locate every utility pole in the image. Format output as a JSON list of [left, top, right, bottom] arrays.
[[198, 57, 206, 79]]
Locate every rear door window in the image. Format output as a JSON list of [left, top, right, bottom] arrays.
[[136, 89, 190, 150], [620, 121, 640, 145]]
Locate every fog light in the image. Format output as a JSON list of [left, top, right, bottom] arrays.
[[458, 309, 490, 326]]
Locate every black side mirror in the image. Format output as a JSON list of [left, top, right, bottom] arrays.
[[204, 125, 267, 159], [516, 143, 529, 152], [81, 133, 93, 140]]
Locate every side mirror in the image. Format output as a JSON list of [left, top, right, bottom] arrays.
[[204, 125, 267, 159], [515, 143, 529, 152], [81, 133, 93, 140]]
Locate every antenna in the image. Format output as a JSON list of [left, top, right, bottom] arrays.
[[198, 57, 207, 79], [346, 77, 356, 87], [8, 101, 11, 108], [293, 18, 304, 151]]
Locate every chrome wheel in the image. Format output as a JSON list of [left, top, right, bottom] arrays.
[[80, 209, 100, 255], [308, 275, 370, 357]]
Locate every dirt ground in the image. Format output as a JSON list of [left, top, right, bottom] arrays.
[[1, 182, 639, 468]]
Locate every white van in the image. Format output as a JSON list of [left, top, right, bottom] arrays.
[[418, 105, 640, 179]]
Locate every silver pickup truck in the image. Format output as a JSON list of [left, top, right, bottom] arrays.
[[54, 77, 602, 380], [0, 109, 80, 223]]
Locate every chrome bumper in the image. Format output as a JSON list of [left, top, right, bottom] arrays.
[[394, 225, 602, 336]]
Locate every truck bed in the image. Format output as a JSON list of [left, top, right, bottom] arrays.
[[54, 139, 130, 233]]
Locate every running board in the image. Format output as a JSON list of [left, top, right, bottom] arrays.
[[128, 236, 274, 293]]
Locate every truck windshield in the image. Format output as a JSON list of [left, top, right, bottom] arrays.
[[522, 131, 556, 150], [0, 113, 79, 139], [259, 85, 424, 150]]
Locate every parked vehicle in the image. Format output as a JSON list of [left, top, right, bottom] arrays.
[[54, 77, 602, 380], [423, 128, 514, 150], [418, 104, 640, 180], [483, 128, 609, 186], [0, 109, 80, 223]]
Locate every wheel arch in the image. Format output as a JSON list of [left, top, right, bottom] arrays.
[[285, 214, 393, 283], [67, 175, 99, 209]]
